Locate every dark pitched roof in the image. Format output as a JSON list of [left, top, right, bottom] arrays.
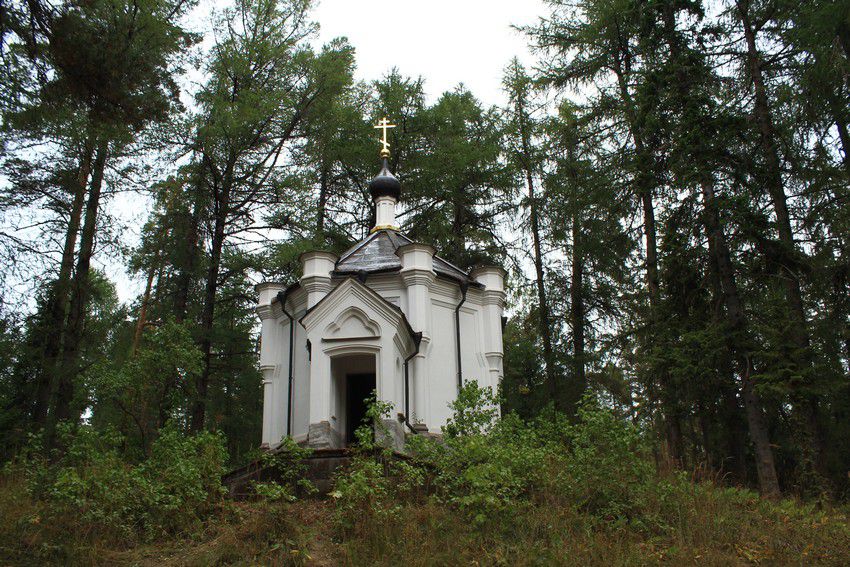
[[333, 230, 474, 285]]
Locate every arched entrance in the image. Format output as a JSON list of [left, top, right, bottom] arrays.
[[330, 353, 376, 445]]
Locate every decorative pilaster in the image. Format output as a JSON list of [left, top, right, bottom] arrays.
[[471, 266, 507, 392], [397, 243, 436, 425], [255, 282, 285, 447]]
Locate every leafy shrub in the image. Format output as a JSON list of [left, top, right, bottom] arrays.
[[138, 424, 228, 535], [19, 423, 227, 543], [442, 380, 500, 437], [251, 436, 316, 502], [409, 383, 554, 525], [331, 392, 424, 534], [552, 396, 660, 527], [406, 385, 664, 528]]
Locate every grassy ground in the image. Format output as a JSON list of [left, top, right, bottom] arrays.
[[1, 472, 848, 566]]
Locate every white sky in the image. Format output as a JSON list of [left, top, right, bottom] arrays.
[[312, 0, 546, 107]]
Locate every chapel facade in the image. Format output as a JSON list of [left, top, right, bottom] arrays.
[[255, 120, 506, 449]]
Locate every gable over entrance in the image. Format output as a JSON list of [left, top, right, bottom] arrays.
[[299, 277, 420, 449]]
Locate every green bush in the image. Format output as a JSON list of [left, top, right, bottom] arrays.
[[251, 436, 316, 502], [330, 392, 424, 534], [407, 385, 664, 528], [442, 380, 500, 437], [409, 383, 555, 525], [20, 423, 227, 543], [552, 397, 661, 528]]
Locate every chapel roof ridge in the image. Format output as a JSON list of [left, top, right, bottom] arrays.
[[332, 228, 479, 286]]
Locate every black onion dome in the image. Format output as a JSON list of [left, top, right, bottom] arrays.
[[368, 158, 401, 201]]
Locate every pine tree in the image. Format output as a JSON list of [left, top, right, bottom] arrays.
[[188, 0, 353, 430], [405, 88, 510, 268], [502, 59, 558, 410]]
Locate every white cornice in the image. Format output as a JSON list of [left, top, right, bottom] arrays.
[[481, 289, 507, 307], [400, 268, 436, 288], [256, 304, 275, 320]]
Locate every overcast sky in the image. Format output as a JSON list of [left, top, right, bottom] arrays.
[[312, 0, 546, 106], [106, 0, 549, 304]]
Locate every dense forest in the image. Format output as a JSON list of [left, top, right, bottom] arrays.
[[0, 0, 849, 547]]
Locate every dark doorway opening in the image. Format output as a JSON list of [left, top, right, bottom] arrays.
[[345, 373, 376, 445]]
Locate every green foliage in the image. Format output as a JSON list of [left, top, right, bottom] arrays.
[[443, 381, 500, 437], [408, 386, 666, 529], [251, 437, 316, 502], [556, 397, 658, 526], [87, 318, 201, 451], [408, 385, 551, 525], [1, 399, 848, 564], [404, 87, 511, 267], [330, 391, 424, 534], [352, 390, 394, 450], [16, 423, 227, 543]]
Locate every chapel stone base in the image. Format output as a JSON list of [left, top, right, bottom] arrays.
[[307, 419, 409, 451], [377, 418, 406, 452], [307, 421, 343, 449]]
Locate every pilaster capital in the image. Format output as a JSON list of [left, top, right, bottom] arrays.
[[485, 351, 504, 363], [481, 289, 506, 307], [416, 333, 432, 356], [256, 304, 275, 320], [400, 268, 436, 288], [301, 275, 332, 294]]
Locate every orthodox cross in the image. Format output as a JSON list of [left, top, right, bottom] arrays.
[[373, 117, 396, 158]]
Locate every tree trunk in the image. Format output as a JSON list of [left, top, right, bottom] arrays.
[[514, 87, 557, 411], [717, 349, 750, 484], [317, 163, 329, 238], [832, 106, 850, 179], [191, 173, 230, 432], [33, 136, 94, 426], [50, 139, 108, 435], [736, 0, 827, 487], [703, 192, 751, 485], [702, 180, 781, 498], [569, 202, 586, 406], [450, 194, 467, 264], [131, 264, 157, 356], [612, 57, 678, 461], [174, 181, 203, 323]]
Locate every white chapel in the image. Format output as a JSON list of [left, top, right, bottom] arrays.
[[255, 120, 506, 449]]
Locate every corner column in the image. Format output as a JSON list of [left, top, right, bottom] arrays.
[[471, 266, 507, 393], [397, 243, 436, 428], [299, 251, 340, 448], [256, 282, 285, 447]]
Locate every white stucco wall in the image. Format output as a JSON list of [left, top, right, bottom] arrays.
[[256, 259, 504, 448]]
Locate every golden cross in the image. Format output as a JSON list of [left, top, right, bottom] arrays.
[[373, 117, 396, 157]]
